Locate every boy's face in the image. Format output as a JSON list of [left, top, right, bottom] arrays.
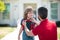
[[27, 11, 33, 19]]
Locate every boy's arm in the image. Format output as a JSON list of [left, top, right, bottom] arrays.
[[18, 26, 23, 40], [18, 26, 23, 36]]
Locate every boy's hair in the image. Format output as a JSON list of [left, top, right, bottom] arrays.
[[24, 8, 33, 20], [38, 7, 48, 19]]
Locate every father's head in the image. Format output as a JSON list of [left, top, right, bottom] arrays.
[[38, 7, 48, 21]]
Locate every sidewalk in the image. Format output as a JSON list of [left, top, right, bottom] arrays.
[[1, 19, 39, 40], [1, 25, 38, 40], [1, 22, 22, 40]]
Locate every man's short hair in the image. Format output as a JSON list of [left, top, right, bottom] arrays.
[[38, 7, 48, 19]]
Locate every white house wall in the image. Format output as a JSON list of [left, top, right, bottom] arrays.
[[1, 0, 60, 26], [9, 0, 42, 26], [0, 0, 51, 26], [0, 13, 3, 24], [58, 2, 60, 21], [18, 0, 42, 24], [9, 1, 20, 26], [41, 1, 51, 20]]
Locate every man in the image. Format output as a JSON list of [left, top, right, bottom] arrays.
[[22, 7, 57, 40]]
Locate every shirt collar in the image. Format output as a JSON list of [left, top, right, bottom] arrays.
[[41, 18, 48, 23]]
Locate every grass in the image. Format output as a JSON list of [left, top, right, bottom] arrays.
[[59, 34, 60, 39], [0, 27, 16, 39], [57, 27, 60, 40]]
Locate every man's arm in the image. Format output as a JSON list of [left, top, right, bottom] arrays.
[[31, 18, 40, 25], [22, 20, 38, 36], [25, 26, 35, 36]]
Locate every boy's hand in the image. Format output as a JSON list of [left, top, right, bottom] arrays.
[[18, 36, 20, 40], [22, 20, 26, 27]]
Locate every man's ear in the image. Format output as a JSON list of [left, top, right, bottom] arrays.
[[38, 15, 40, 20]]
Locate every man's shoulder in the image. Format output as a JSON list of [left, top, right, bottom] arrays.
[[48, 20, 56, 26], [49, 20, 55, 24]]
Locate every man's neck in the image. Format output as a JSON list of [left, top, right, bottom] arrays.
[[41, 18, 47, 22]]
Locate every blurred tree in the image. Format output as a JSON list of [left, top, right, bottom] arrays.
[[0, 1, 6, 13]]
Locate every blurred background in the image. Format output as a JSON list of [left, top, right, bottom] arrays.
[[0, 0, 60, 40]]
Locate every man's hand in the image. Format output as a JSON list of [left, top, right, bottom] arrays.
[[31, 17, 36, 23], [22, 20, 34, 36], [31, 18, 39, 25], [22, 20, 29, 31]]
